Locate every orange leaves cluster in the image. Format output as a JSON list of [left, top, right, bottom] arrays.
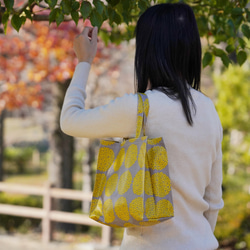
[[0, 81, 43, 113], [0, 21, 79, 111], [26, 21, 79, 84], [0, 18, 119, 112], [0, 34, 27, 83]]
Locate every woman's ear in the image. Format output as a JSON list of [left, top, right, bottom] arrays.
[[146, 81, 151, 90]]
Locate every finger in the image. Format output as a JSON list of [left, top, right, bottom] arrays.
[[91, 27, 98, 44], [84, 19, 93, 28], [87, 28, 99, 42], [82, 26, 95, 40], [87, 28, 94, 38], [82, 26, 91, 36]]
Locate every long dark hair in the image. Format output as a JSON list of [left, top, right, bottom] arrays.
[[135, 3, 201, 125]]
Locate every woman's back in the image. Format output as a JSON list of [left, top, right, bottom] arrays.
[[61, 71, 223, 249], [120, 89, 223, 250]]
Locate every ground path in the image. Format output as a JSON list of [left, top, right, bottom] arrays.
[[0, 234, 119, 250]]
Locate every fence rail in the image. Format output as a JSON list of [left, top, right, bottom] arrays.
[[0, 182, 111, 246]]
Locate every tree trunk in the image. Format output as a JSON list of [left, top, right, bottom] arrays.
[[49, 80, 75, 232], [82, 139, 96, 213], [0, 110, 5, 181]]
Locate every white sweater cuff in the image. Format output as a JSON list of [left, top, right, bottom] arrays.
[[71, 62, 91, 89]]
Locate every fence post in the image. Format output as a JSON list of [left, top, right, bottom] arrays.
[[42, 182, 52, 244], [101, 226, 112, 247]]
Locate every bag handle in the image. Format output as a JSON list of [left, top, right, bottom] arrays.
[[136, 93, 149, 138]]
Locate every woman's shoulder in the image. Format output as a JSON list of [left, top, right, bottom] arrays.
[[189, 88, 218, 112], [145, 89, 176, 104], [190, 88, 222, 135], [108, 92, 138, 108], [144, 88, 217, 108]]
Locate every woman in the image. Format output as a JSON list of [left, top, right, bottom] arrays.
[[60, 3, 224, 250]]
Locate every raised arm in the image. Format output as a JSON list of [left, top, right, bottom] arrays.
[[60, 62, 137, 138]]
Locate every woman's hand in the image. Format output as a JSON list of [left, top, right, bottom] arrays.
[[73, 25, 98, 64]]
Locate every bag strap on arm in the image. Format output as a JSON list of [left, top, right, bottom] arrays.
[[136, 93, 149, 138]]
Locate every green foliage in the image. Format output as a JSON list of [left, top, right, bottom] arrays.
[[4, 147, 33, 174], [203, 52, 213, 67], [0, 193, 42, 232], [242, 24, 250, 39], [90, 9, 103, 28], [45, 0, 57, 9], [0, 193, 42, 207], [80, 1, 92, 19], [3, 0, 14, 12], [215, 189, 250, 248], [214, 64, 250, 174], [213, 63, 250, 248], [214, 65, 250, 132], [74, 150, 85, 172], [0, 0, 249, 66], [61, 0, 72, 15], [71, 1, 80, 24], [193, 0, 250, 67], [11, 14, 26, 32], [237, 51, 247, 66]]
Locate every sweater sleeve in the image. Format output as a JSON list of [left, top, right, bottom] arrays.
[[203, 119, 224, 232], [60, 62, 138, 139]]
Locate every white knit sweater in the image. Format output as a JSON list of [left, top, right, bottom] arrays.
[[60, 62, 224, 250]]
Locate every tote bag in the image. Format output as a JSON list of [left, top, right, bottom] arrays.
[[89, 93, 174, 227]]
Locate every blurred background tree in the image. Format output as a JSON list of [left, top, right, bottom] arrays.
[[0, 20, 80, 231], [214, 65, 250, 176], [0, 17, 122, 231], [213, 63, 250, 249], [0, 0, 249, 67]]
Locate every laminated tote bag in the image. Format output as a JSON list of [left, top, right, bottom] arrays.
[[89, 93, 174, 227]]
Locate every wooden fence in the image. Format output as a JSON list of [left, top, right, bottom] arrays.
[[0, 182, 111, 246]]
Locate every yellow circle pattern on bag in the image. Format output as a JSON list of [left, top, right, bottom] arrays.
[[90, 93, 174, 227], [157, 199, 174, 217], [138, 142, 146, 168], [103, 199, 115, 223], [115, 197, 130, 221], [94, 173, 106, 197], [90, 199, 103, 220], [97, 147, 115, 172], [125, 144, 138, 168], [147, 146, 168, 171], [133, 170, 144, 195], [152, 172, 171, 197], [114, 148, 125, 171], [105, 173, 118, 197], [118, 170, 132, 195], [129, 197, 144, 221], [145, 171, 153, 196]]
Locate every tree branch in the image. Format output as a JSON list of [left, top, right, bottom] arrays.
[[13, 0, 30, 14], [33, 14, 73, 22]]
